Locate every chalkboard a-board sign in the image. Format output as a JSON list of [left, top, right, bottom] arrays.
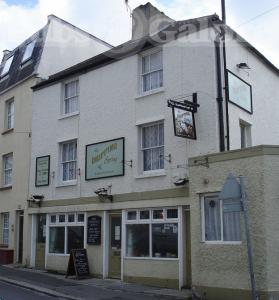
[[87, 216, 102, 245], [66, 249, 90, 279]]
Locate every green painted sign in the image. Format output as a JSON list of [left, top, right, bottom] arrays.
[[85, 137, 125, 180], [35, 155, 50, 186]]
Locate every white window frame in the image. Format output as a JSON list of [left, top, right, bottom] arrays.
[[240, 120, 252, 149], [1, 55, 14, 77], [47, 212, 86, 256], [141, 49, 163, 93], [201, 194, 242, 245], [5, 99, 14, 130], [124, 207, 179, 260], [2, 213, 9, 246], [22, 39, 36, 63], [3, 153, 13, 187], [59, 140, 77, 184], [141, 122, 164, 173], [62, 79, 79, 115]]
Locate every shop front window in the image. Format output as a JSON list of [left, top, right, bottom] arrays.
[[48, 213, 85, 255], [126, 224, 149, 257], [152, 223, 178, 258], [125, 208, 179, 259], [49, 227, 65, 254]]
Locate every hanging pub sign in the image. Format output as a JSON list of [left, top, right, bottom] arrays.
[[85, 137, 124, 180], [168, 93, 199, 140], [227, 70, 253, 113], [35, 155, 50, 187]]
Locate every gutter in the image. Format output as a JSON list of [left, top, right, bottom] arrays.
[[215, 33, 226, 152]]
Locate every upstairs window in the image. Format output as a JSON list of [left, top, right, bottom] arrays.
[[141, 50, 163, 92], [142, 123, 164, 171], [22, 39, 36, 63], [1, 56, 14, 77], [3, 153, 13, 187], [60, 141, 77, 182], [64, 80, 79, 114], [5, 99, 14, 130]]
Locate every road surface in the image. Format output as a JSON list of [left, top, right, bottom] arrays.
[[0, 281, 65, 300]]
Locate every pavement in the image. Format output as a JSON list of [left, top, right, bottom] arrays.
[[0, 265, 192, 300]]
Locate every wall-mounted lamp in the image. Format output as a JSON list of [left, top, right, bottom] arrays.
[[94, 185, 113, 202], [28, 194, 44, 207], [237, 63, 251, 70], [174, 178, 188, 186]]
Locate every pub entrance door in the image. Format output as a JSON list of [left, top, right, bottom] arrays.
[[108, 214, 122, 279]]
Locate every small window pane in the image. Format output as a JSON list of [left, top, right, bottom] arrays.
[[152, 223, 178, 258], [223, 199, 241, 241], [153, 209, 164, 220], [49, 227, 65, 254], [167, 209, 178, 219], [50, 215, 56, 223], [77, 214, 84, 223], [140, 210, 150, 220], [68, 214, 75, 223], [22, 40, 36, 62], [127, 211, 137, 221], [204, 197, 221, 241], [1, 56, 13, 76], [67, 226, 84, 253], [59, 215, 65, 223], [126, 224, 149, 257]]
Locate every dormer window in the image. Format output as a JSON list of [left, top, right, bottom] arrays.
[[1, 56, 14, 77], [22, 39, 36, 63]]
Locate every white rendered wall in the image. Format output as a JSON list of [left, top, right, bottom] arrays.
[[30, 28, 220, 201], [37, 16, 111, 78], [225, 35, 279, 150]]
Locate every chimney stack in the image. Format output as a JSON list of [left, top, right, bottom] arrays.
[[132, 2, 174, 40]]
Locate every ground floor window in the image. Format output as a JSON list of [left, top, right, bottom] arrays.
[[125, 208, 178, 259], [48, 213, 85, 254], [202, 195, 241, 242], [2, 213, 9, 246]]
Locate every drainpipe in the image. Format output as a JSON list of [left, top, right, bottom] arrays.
[[221, 0, 230, 150], [215, 33, 226, 152]]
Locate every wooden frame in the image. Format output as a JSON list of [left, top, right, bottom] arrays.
[[226, 70, 253, 114]]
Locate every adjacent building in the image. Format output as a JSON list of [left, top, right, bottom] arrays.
[[0, 15, 111, 264]]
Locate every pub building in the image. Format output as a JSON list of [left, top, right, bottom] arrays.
[[26, 3, 279, 299]]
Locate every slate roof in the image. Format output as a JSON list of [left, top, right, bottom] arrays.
[[0, 26, 47, 94], [0, 15, 112, 94], [32, 13, 279, 91]]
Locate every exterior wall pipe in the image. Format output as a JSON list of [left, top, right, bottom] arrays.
[[215, 34, 226, 152]]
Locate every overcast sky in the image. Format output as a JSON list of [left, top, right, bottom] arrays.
[[0, 0, 278, 68]]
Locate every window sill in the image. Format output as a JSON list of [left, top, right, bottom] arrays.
[[0, 185, 12, 191], [201, 241, 242, 245], [2, 128, 14, 135], [20, 58, 33, 67], [135, 87, 165, 100], [58, 112, 79, 120], [0, 74, 9, 82], [56, 180, 77, 188], [47, 253, 70, 256], [124, 256, 178, 261], [135, 170, 166, 179]]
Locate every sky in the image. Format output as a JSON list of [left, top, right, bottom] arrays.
[[0, 0, 278, 68]]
